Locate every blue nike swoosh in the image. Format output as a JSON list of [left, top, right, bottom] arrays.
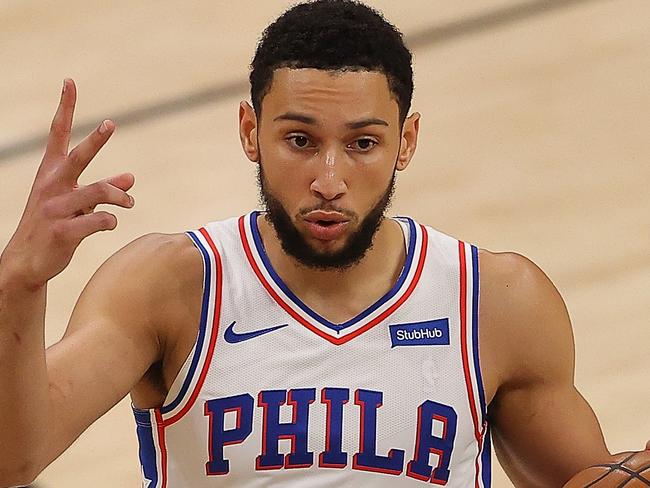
[[224, 321, 289, 344]]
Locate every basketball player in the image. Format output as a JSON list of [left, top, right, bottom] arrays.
[[0, 1, 647, 487]]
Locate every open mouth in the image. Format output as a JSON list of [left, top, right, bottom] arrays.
[[302, 212, 351, 241], [304, 210, 349, 224], [315, 220, 338, 227]]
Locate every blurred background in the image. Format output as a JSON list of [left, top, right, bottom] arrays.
[[1, 1, 648, 486]]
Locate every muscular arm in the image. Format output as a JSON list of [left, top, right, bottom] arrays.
[[0, 80, 203, 487], [43, 235, 182, 469], [480, 251, 611, 487], [0, 233, 188, 486]]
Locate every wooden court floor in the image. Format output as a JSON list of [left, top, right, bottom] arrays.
[[0, 1, 648, 486]]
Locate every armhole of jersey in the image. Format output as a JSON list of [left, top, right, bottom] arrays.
[[470, 245, 487, 424], [459, 241, 491, 487], [471, 245, 491, 487], [459, 242, 488, 424], [154, 227, 222, 424]]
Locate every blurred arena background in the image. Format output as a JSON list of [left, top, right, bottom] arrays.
[[0, 1, 648, 486]]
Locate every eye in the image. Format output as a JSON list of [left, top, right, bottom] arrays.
[[349, 138, 378, 152], [287, 135, 312, 149]]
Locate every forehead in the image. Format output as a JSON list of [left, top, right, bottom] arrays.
[[261, 68, 399, 123]]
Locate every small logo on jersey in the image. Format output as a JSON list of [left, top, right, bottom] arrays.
[[224, 321, 289, 344], [389, 319, 450, 348]]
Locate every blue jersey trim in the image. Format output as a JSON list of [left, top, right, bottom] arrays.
[[159, 231, 211, 414], [249, 211, 417, 332], [471, 245, 487, 424], [481, 425, 492, 487], [133, 409, 159, 487]]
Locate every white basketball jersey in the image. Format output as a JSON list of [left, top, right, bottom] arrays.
[[133, 211, 491, 487]]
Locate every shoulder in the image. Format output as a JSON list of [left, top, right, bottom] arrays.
[[75, 232, 204, 327], [478, 249, 560, 305], [99, 232, 202, 288], [65, 232, 205, 363], [109, 231, 200, 267], [477, 249, 575, 388]]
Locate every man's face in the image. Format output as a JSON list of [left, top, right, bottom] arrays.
[[242, 68, 417, 270]]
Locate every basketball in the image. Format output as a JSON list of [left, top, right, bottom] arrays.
[[563, 452, 650, 487]]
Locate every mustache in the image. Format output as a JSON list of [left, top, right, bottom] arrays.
[[298, 204, 358, 221]]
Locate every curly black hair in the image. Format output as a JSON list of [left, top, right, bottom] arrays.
[[250, 0, 414, 124]]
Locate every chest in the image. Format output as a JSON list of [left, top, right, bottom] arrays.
[[133, 218, 496, 487]]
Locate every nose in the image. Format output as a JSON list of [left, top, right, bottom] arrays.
[[309, 149, 348, 201]]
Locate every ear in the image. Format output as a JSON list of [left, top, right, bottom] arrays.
[[396, 112, 420, 171], [239, 101, 259, 162]]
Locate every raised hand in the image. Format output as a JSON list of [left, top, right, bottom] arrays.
[[1, 79, 135, 289]]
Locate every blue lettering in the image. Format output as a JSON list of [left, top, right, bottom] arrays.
[[202, 388, 461, 483], [256, 388, 316, 470], [352, 389, 405, 475], [406, 401, 458, 483], [319, 387, 349, 468], [204, 394, 254, 475]]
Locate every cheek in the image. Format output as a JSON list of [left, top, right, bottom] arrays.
[[260, 135, 307, 181], [261, 153, 313, 209], [349, 151, 397, 191], [269, 173, 307, 207], [354, 169, 393, 210]]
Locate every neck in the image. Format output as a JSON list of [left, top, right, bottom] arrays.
[[257, 214, 406, 318]]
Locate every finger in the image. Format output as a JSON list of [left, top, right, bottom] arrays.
[[646, 440, 650, 451], [67, 120, 115, 179], [47, 181, 134, 218], [103, 172, 136, 192], [66, 211, 118, 241], [44, 79, 77, 160]]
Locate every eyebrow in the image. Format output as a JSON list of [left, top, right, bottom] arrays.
[[347, 118, 390, 129], [273, 112, 389, 129]]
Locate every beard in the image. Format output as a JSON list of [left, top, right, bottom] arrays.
[[256, 164, 396, 271]]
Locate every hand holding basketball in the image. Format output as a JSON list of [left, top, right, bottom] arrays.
[[0, 79, 135, 290], [563, 450, 650, 487]]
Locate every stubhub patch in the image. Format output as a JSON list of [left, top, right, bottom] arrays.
[[389, 319, 450, 348]]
